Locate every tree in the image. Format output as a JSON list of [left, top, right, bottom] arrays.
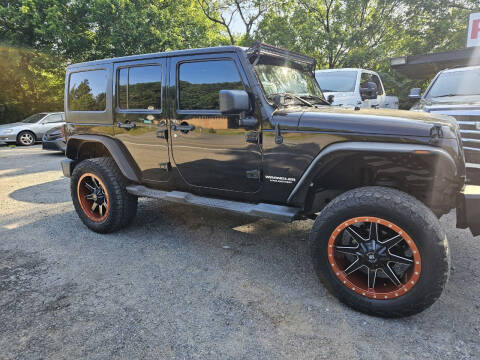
[[0, 0, 225, 122], [255, 0, 480, 106], [198, 0, 270, 44]]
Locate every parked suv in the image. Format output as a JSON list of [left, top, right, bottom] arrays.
[[61, 43, 479, 318], [409, 65, 480, 182]]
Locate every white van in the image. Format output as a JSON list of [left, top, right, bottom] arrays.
[[315, 68, 399, 109]]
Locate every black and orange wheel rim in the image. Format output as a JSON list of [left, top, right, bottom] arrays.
[[77, 173, 110, 223], [328, 217, 421, 299]]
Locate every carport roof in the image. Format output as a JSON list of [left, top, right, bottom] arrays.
[[390, 47, 480, 79]]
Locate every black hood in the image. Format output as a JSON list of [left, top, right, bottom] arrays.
[[273, 106, 458, 138]]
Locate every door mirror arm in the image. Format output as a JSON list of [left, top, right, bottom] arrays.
[[238, 111, 258, 128]]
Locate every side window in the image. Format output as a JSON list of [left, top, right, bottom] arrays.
[[371, 74, 384, 95], [43, 114, 64, 123], [360, 72, 371, 88], [118, 65, 162, 110], [68, 70, 107, 111], [360, 72, 382, 95], [178, 59, 244, 110]]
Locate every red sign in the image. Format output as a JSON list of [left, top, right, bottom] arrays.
[[467, 13, 480, 47]]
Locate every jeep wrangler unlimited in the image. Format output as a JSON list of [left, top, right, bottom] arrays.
[[61, 43, 480, 317]]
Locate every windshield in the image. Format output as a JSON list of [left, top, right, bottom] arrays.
[[315, 71, 357, 92], [255, 64, 324, 103], [426, 69, 480, 98], [22, 113, 47, 123]]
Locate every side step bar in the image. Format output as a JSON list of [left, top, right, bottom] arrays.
[[126, 185, 302, 222]]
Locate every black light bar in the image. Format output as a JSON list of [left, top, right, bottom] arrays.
[[246, 42, 316, 71]]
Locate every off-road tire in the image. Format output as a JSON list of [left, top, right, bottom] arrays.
[[71, 157, 138, 233], [309, 186, 450, 317], [17, 131, 36, 146]]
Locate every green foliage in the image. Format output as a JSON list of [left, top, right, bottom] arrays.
[[1, 0, 479, 119], [0, 0, 224, 123], [255, 0, 480, 108], [0, 46, 64, 124]]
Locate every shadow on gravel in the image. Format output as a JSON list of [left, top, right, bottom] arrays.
[[1, 200, 479, 359], [9, 178, 70, 204]]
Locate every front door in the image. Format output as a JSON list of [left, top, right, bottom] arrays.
[[113, 58, 170, 183], [38, 113, 65, 137], [169, 54, 261, 193]]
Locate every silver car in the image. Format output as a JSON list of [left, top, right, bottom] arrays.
[[0, 112, 65, 146]]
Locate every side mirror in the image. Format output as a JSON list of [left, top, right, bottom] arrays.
[[409, 88, 422, 100], [327, 94, 335, 104], [219, 90, 250, 114], [360, 81, 378, 100]]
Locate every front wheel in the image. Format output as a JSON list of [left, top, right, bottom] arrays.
[[17, 131, 36, 146], [309, 186, 450, 317], [71, 157, 138, 233]]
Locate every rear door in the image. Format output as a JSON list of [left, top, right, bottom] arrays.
[[113, 58, 169, 183], [168, 53, 261, 193]]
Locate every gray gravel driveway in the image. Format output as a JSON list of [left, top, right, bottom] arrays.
[[0, 145, 479, 359]]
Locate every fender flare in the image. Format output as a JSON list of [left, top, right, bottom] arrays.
[[287, 141, 459, 206], [66, 134, 140, 183]]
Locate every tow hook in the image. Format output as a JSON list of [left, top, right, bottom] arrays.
[[430, 123, 444, 143]]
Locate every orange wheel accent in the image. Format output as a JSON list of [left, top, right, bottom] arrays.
[[77, 173, 110, 223], [327, 217, 421, 300]]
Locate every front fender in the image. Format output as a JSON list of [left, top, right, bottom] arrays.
[[287, 141, 461, 211]]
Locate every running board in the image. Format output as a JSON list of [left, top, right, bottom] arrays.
[[126, 185, 301, 222]]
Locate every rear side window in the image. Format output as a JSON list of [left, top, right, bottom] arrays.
[[118, 65, 162, 110], [43, 114, 64, 123], [68, 70, 107, 111], [178, 60, 244, 110]]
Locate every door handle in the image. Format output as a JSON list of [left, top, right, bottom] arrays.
[[172, 123, 195, 133], [117, 121, 136, 130]]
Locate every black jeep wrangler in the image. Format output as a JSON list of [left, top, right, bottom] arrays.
[[61, 43, 480, 317]]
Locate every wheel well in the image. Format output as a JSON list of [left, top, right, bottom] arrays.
[[304, 152, 459, 218], [17, 130, 36, 141], [66, 136, 140, 183], [73, 141, 110, 162]]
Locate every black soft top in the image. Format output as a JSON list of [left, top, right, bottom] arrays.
[[67, 45, 246, 69]]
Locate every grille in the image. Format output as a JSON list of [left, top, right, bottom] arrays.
[[453, 115, 480, 164]]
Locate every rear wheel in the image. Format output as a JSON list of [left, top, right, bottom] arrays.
[[17, 131, 35, 146], [309, 186, 450, 317], [71, 157, 137, 233]]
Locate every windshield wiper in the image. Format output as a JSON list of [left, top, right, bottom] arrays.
[[269, 92, 314, 107], [299, 94, 330, 106]]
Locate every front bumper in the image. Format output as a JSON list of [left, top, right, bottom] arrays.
[[61, 158, 75, 178], [0, 134, 17, 142], [457, 185, 480, 236]]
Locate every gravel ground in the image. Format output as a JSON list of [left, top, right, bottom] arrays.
[[0, 145, 479, 359]]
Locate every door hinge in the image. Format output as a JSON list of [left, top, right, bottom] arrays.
[[246, 169, 261, 180], [274, 122, 283, 145], [430, 123, 444, 143], [159, 162, 171, 171]]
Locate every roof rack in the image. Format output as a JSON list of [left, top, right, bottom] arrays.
[[246, 42, 316, 70]]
